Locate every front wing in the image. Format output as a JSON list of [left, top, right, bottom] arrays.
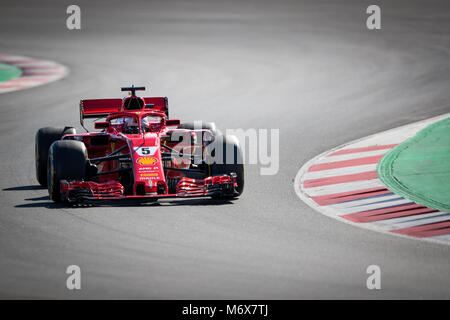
[[60, 174, 237, 203]]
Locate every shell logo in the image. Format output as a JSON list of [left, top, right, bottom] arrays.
[[136, 157, 157, 165]]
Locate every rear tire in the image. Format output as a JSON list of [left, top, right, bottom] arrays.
[[208, 134, 244, 198], [47, 140, 87, 202], [35, 126, 76, 187]]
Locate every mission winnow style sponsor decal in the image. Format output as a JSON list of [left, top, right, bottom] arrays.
[[0, 54, 68, 94], [295, 114, 450, 245]]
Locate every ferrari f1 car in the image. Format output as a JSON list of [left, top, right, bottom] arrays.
[[35, 86, 244, 203]]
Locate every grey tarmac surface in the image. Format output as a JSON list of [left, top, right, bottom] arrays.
[[0, 0, 449, 298]]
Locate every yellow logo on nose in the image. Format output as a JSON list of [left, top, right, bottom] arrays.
[[136, 157, 157, 165], [140, 173, 158, 177]]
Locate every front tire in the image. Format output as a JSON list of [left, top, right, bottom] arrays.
[[35, 126, 76, 187], [208, 134, 244, 198], [47, 140, 87, 202]]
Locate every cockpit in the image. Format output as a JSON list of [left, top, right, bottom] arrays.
[[108, 114, 164, 134]]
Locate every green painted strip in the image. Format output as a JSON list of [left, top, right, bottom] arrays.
[[378, 117, 450, 212], [0, 62, 22, 82]]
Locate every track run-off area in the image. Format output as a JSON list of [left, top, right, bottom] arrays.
[[0, 0, 449, 298], [296, 114, 450, 245], [0, 54, 68, 94]]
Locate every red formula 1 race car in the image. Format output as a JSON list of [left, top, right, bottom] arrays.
[[35, 86, 244, 204]]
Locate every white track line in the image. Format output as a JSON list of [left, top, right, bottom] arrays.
[[303, 164, 378, 180], [372, 212, 450, 230], [304, 179, 385, 197], [312, 149, 389, 164], [330, 198, 413, 215]]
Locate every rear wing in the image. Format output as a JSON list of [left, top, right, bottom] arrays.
[[80, 97, 169, 126], [143, 97, 169, 116]]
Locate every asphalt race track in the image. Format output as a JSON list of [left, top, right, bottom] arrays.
[[0, 0, 449, 299]]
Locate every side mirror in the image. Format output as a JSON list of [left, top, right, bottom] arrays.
[[166, 119, 181, 127], [95, 121, 110, 129]]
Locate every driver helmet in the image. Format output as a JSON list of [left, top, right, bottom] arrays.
[[141, 117, 150, 132], [124, 117, 139, 133]]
